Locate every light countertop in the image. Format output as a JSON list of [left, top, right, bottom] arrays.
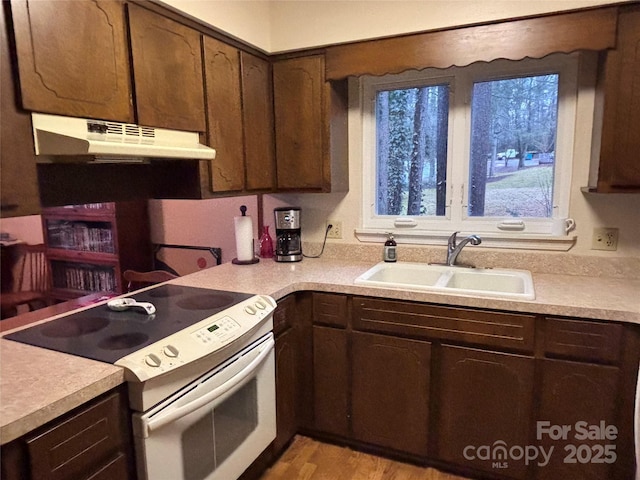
[[2, 257, 639, 444]]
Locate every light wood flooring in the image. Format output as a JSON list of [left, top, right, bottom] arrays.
[[260, 436, 471, 480]]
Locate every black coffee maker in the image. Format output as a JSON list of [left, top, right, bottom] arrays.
[[274, 207, 302, 262]]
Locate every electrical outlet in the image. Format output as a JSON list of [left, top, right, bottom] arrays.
[[327, 221, 342, 239], [591, 227, 619, 251]]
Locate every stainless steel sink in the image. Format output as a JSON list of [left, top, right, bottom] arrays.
[[354, 262, 535, 300]]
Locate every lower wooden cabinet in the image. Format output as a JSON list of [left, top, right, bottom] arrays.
[[312, 325, 349, 437], [302, 292, 639, 480], [273, 295, 300, 455], [534, 359, 620, 480], [1, 386, 135, 480], [351, 331, 431, 457], [434, 345, 535, 479]]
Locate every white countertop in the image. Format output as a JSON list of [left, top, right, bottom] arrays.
[[2, 257, 639, 444]]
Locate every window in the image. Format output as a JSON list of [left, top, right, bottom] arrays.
[[361, 54, 579, 239]]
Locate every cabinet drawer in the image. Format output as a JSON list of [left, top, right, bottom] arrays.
[[27, 392, 125, 480], [544, 317, 622, 363], [313, 292, 348, 327], [353, 297, 535, 352]]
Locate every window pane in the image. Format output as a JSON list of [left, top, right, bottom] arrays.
[[376, 85, 449, 216], [468, 74, 558, 218]]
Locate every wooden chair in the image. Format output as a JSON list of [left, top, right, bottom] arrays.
[[1, 243, 52, 318], [123, 269, 178, 292]]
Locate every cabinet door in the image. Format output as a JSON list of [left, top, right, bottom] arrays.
[[241, 52, 275, 191], [435, 345, 535, 479], [352, 331, 431, 457], [203, 37, 244, 192], [274, 324, 299, 455], [1, 2, 39, 217], [273, 56, 326, 190], [10, 0, 133, 122], [534, 359, 619, 480], [597, 5, 640, 191], [128, 4, 205, 132], [313, 325, 349, 437]]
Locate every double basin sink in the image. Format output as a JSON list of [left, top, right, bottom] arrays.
[[354, 262, 535, 300]]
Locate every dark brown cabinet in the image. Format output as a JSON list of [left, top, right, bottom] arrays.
[[241, 52, 276, 191], [312, 325, 349, 437], [434, 345, 535, 479], [273, 295, 300, 455], [203, 36, 244, 192], [202, 40, 275, 193], [273, 55, 348, 192], [42, 201, 152, 300], [10, 0, 133, 123], [351, 331, 431, 457], [534, 359, 619, 480], [592, 5, 640, 192], [0, 387, 135, 480], [0, 2, 39, 217], [128, 3, 206, 132]]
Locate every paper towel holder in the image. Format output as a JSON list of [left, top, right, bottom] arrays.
[[232, 205, 260, 265]]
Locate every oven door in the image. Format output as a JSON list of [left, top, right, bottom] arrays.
[[133, 333, 276, 480]]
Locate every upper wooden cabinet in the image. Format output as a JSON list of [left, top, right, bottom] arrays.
[[10, 0, 133, 122], [203, 36, 245, 192], [273, 55, 348, 192], [128, 3, 206, 132], [241, 52, 276, 191], [1, 2, 39, 217], [592, 5, 640, 192]]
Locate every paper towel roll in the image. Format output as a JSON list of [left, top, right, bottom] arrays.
[[234, 215, 254, 262]]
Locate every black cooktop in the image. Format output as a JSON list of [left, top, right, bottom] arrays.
[[4, 284, 253, 363]]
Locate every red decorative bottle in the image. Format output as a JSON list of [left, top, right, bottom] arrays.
[[259, 225, 274, 258]]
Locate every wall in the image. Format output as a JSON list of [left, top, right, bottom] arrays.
[[148, 196, 259, 264], [0, 216, 44, 244]]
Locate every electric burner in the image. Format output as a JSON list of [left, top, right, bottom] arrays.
[[4, 284, 253, 363]]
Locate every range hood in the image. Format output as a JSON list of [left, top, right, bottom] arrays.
[[31, 113, 215, 161]]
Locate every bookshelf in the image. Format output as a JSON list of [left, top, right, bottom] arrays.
[[42, 201, 152, 300]]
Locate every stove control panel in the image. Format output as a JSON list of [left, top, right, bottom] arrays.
[[115, 294, 276, 382]]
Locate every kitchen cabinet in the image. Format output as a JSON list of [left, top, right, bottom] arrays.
[[203, 36, 244, 192], [42, 201, 152, 300], [312, 293, 349, 437], [202, 39, 276, 193], [272, 294, 300, 455], [351, 331, 431, 457], [590, 4, 640, 192], [434, 345, 535, 479], [273, 55, 349, 192], [0, 1, 39, 217], [128, 3, 206, 132], [305, 293, 638, 480], [241, 52, 276, 191], [9, 0, 133, 123], [0, 386, 135, 480]]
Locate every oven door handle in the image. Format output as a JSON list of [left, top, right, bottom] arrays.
[[143, 337, 274, 436]]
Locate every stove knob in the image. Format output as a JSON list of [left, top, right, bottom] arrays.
[[144, 353, 162, 368], [255, 300, 266, 310], [163, 345, 179, 358], [244, 305, 257, 315]]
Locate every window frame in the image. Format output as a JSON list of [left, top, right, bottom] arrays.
[[360, 53, 580, 238]]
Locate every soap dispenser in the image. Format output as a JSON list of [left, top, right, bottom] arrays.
[[383, 233, 397, 262]]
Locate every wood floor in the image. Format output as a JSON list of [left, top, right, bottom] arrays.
[[259, 436, 471, 480]]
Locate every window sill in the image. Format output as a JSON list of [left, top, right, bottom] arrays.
[[355, 229, 576, 251]]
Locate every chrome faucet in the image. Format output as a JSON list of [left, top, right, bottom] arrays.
[[446, 231, 481, 266]]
